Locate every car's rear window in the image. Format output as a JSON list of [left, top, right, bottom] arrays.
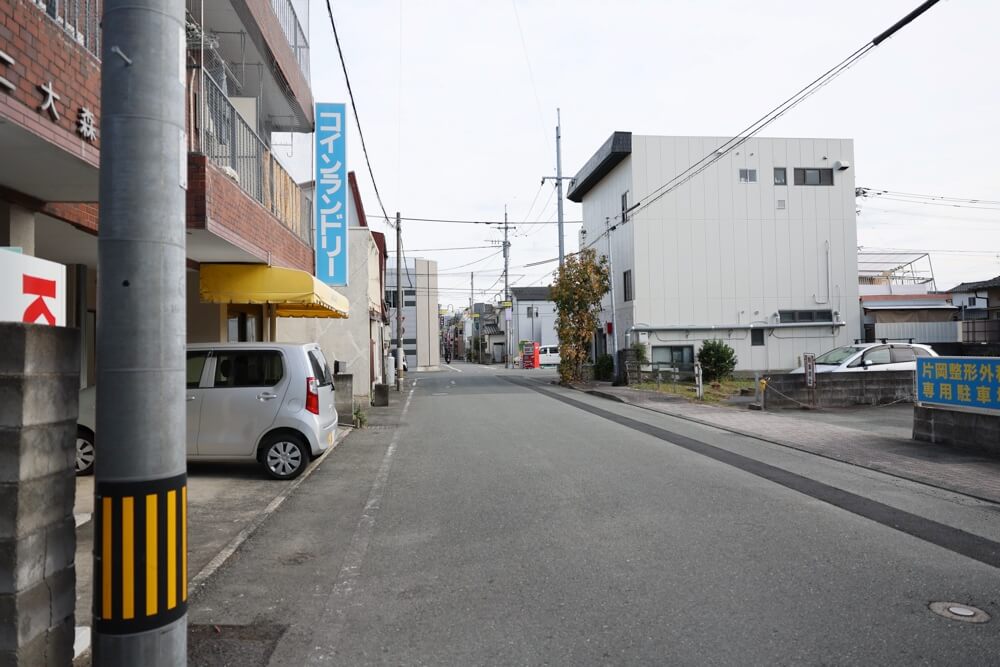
[[308, 349, 334, 386], [213, 351, 284, 387], [892, 346, 916, 363]]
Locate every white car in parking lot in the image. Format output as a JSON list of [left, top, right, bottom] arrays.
[[76, 342, 338, 480], [791, 342, 938, 374]]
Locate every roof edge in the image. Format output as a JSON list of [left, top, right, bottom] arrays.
[[566, 132, 631, 203]]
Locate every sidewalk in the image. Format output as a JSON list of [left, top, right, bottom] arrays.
[[575, 382, 1000, 505]]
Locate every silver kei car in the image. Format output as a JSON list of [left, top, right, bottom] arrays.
[[76, 342, 338, 480]]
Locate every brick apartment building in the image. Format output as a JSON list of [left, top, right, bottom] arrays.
[[1, 0, 348, 387]]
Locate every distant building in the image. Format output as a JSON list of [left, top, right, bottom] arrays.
[[511, 286, 558, 350], [387, 258, 440, 370], [568, 132, 860, 371]]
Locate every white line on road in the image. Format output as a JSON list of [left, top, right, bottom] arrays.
[[442, 364, 463, 373], [307, 383, 417, 663]]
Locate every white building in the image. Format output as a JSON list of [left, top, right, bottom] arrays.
[[567, 133, 860, 372], [280, 175, 389, 404], [511, 287, 558, 348], [386, 258, 440, 370]]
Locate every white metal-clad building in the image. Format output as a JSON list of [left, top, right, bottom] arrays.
[[567, 133, 860, 372]]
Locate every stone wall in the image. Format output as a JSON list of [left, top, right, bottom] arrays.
[[763, 371, 914, 410], [0, 323, 79, 665], [334, 373, 354, 425], [913, 405, 1000, 457]]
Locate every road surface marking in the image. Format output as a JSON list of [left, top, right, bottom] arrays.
[[443, 364, 463, 373], [508, 377, 1000, 571], [307, 383, 417, 663]]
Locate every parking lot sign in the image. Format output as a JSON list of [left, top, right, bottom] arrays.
[[803, 353, 816, 388], [917, 356, 1000, 415]]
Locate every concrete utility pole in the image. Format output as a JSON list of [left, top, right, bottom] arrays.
[[94, 0, 188, 663], [395, 211, 403, 390], [606, 216, 619, 379], [503, 206, 511, 368], [541, 109, 569, 269]]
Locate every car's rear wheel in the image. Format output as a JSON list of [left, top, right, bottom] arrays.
[[76, 426, 95, 476], [260, 433, 308, 480]]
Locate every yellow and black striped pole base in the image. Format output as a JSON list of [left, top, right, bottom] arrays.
[[94, 474, 188, 634]]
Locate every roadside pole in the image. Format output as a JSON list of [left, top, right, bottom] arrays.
[[395, 212, 403, 390], [541, 109, 569, 269], [503, 206, 510, 369], [606, 216, 619, 379], [94, 0, 188, 663]]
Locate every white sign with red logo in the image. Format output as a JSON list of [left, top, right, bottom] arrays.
[[0, 252, 66, 326]]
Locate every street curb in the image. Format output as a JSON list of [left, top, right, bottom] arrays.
[[573, 385, 1000, 507], [188, 426, 353, 597]]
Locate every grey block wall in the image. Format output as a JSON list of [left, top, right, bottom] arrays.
[[334, 373, 354, 424], [763, 371, 914, 410], [913, 405, 1000, 457], [0, 323, 80, 666]]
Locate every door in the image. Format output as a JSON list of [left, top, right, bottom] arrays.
[[186, 351, 211, 455], [197, 349, 289, 457]]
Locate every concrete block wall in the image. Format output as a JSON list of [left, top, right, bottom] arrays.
[[913, 406, 1000, 457], [0, 323, 79, 666], [334, 373, 354, 425], [763, 371, 914, 410]]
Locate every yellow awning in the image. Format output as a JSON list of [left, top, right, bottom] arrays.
[[200, 264, 349, 319]]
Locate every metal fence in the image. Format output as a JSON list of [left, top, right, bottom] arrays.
[[42, 0, 102, 58], [873, 322, 961, 344], [201, 73, 311, 245], [963, 319, 1000, 343], [270, 0, 310, 80]]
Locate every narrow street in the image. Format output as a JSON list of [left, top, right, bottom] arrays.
[[188, 363, 1000, 665]]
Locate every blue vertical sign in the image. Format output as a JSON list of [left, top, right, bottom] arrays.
[[314, 103, 349, 286]]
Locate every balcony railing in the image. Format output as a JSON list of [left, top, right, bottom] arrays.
[[201, 73, 311, 246], [37, 0, 102, 58], [270, 0, 310, 81]]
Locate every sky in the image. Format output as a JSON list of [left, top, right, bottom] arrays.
[[281, 0, 1000, 308]]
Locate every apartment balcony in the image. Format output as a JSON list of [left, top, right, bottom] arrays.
[[186, 71, 313, 272], [188, 0, 313, 132]]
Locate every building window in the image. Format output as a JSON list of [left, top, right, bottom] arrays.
[[404, 289, 416, 296], [751, 329, 765, 346], [651, 345, 695, 369], [739, 169, 757, 183], [778, 310, 834, 323], [385, 291, 397, 308], [776, 199, 786, 210], [404, 301, 416, 307], [623, 270, 633, 302], [774, 168, 787, 185], [621, 191, 629, 222], [793, 168, 834, 186]]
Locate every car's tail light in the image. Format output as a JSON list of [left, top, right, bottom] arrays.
[[306, 377, 319, 415]]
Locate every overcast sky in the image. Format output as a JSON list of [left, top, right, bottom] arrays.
[[287, 0, 998, 307]]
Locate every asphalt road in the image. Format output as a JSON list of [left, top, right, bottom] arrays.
[[188, 362, 1000, 665]]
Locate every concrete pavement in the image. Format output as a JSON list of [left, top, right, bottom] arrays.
[[186, 362, 1000, 665], [579, 382, 1000, 504]]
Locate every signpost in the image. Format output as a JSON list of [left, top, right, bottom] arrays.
[[917, 356, 1000, 415], [803, 352, 817, 409]]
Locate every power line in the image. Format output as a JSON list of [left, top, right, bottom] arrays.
[[406, 245, 495, 252], [324, 0, 393, 227], [510, 0, 549, 151], [611, 0, 942, 227], [858, 187, 1000, 206], [368, 215, 581, 225]]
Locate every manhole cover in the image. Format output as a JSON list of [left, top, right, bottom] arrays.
[[929, 602, 991, 623]]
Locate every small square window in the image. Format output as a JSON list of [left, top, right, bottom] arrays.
[[776, 199, 786, 210], [805, 169, 821, 185], [739, 169, 757, 183], [751, 329, 765, 346], [774, 168, 786, 185]]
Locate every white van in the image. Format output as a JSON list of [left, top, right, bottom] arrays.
[[76, 342, 338, 480], [538, 345, 561, 367]]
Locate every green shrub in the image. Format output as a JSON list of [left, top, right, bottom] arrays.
[[631, 342, 648, 365], [698, 339, 737, 382], [594, 354, 615, 381], [352, 405, 368, 429]]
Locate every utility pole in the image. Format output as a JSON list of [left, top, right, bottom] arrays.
[[94, 0, 188, 663], [503, 206, 511, 368], [606, 216, 619, 379], [395, 212, 403, 390], [541, 109, 569, 269], [470, 271, 474, 362]]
